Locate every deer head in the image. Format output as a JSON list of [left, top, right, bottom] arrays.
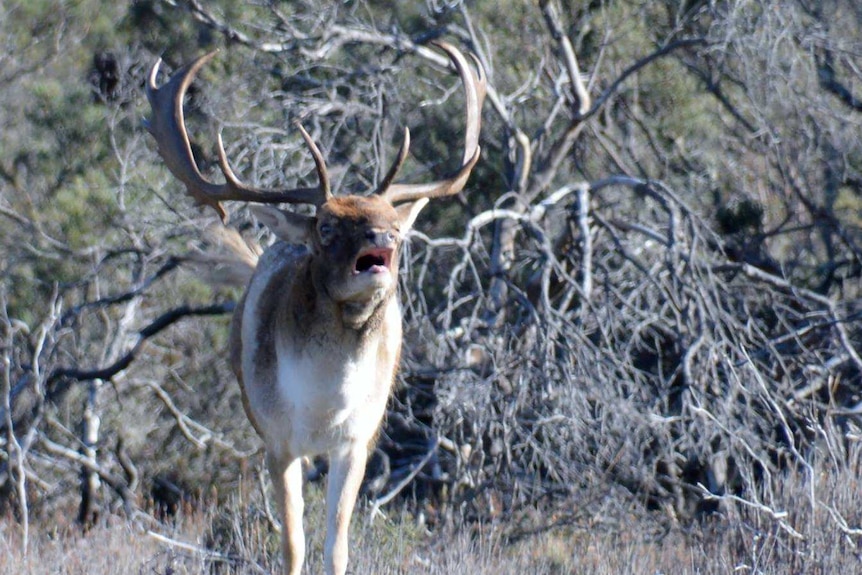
[[254, 193, 426, 328]]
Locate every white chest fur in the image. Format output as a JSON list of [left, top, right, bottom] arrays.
[[238, 251, 400, 460], [270, 338, 386, 456]]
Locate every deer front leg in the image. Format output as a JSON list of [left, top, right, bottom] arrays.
[[267, 453, 306, 575], [324, 442, 368, 575]]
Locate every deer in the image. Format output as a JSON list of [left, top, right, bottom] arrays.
[[145, 42, 485, 575]]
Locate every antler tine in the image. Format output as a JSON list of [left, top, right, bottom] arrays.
[[145, 51, 329, 223], [293, 122, 333, 202], [382, 42, 486, 204], [373, 127, 411, 196]]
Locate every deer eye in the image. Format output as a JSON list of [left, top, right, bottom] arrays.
[[318, 222, 335, 243]]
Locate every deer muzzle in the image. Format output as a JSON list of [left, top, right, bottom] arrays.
[[353, 247, 394, 275]]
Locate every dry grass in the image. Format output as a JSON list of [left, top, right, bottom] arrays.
[[3, 465, 861, 575], [2, 516, 856, 575], [0, 517, 167, 575]]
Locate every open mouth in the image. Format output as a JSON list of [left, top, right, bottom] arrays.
[[353, 248, 393, 275]]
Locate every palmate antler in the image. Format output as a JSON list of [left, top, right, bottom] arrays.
[[145, 51, 330, 222], [145, 42, 485, 221], [380, 41, 486, 204]]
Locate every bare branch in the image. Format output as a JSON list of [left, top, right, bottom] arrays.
[[540, 0, 591, 116], [1, 290, 28, 553], [47, 302, 234, 393], [38, 435, 136, 515]]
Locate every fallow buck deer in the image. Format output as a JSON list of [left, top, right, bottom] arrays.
[[145, 42, 485, 575]]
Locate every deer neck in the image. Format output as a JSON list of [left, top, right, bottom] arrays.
[[307, 260, 398, 336], [284, 258, 402, 379]]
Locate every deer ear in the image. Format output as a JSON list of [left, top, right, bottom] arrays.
[[394, 198, 429, 233], [251, 205, 314, 246]]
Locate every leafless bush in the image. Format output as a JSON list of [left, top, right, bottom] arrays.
[[398, 173, 861, 533]]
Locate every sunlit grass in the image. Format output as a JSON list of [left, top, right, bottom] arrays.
[[3, 463, 861, 575]]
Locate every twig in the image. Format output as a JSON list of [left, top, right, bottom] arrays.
[[696, 483, 804, 540], [540, 0, 591, 116], [1, 290, 29, 554], [576, 183, 592, 300], [257, 461, 281, 535], [46, 302, 235, 395], [820, 501, 862, 538], [38, 435, 136, 515], [370, 439, 438, 518], [146, 530, 268, 573], [140, 379, 256, 458]]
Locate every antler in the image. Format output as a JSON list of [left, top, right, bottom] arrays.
[[379, 41, 487, 204], [145, 50, 331, 222]]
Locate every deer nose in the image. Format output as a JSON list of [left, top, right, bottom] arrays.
[[365, 229, 396, 246]]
